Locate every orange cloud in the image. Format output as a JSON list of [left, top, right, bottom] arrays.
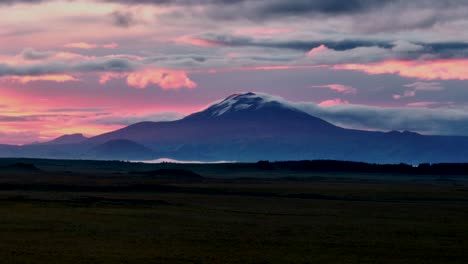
[[334, 59, 468, 80]]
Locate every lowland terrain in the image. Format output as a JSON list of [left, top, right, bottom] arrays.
[[0, 158, 467, 264]]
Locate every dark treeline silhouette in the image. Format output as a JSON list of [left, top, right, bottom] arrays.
[[256, 160, 468, 176]]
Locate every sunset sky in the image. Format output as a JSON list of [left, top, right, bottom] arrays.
[[1, 0, 468, 144]]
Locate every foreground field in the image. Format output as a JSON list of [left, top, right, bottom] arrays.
[[0, 159, 467, 263]]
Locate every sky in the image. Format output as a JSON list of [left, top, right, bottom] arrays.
[[1, 0, 468, 144]]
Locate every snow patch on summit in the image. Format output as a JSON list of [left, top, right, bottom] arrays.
[[209, 92, 297, 117]]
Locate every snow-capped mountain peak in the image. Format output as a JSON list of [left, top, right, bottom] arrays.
[[206, 92, 295, 117]]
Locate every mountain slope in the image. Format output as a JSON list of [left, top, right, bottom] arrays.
[[44, 133, 88, 145], [84, 92, 468, 163], [85, 139, 155, 160]]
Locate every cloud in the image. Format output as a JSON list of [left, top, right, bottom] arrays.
[[177, 33, 468, 64], [306, 44, 329, 56], [92, 112, 184, 125], [175, 36, 225, 47], [46, 107, 110, 113], [0, 57, 135, 77], [4, 74, 79, 83], [100, 68, 197, 89], [0, 115, 38, 122], [0, 130, 41, 145], [393, 81, 444, 100], [404, 81, 444, 91], [182, 34, 393, 52], [127, 68, 197, 89], [240, 93, 468, 136], [335, 59, 468, 80], [406, 101, 454, 108], [101, 0, 394, 21], [310, 84, 357, 94], [293, 101, 468, 136], [247, 99, 468, 136], [318, 98, 349, 107], [3, 0, 468, 36], [110, 10, 136, 27], [64, 42, 118, 49], [233, 27, 294, 37], [21, 48, 54, 60]]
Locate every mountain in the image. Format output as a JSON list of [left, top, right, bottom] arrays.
[[86, 92, 348, 161], [85, 139, 155, 160], [44, 133, 88, 145], [3, 92, 468, 163]]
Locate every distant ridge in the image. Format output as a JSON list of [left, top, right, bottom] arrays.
[[86, 139, 155, 160], [46, 133, 88, 145]]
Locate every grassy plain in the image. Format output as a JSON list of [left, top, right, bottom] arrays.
[[0, 158, 467, 263]]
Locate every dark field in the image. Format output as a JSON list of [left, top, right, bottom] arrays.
[[0, 159, 468, 263]]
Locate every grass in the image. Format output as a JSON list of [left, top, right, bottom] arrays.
[[0, 158, 467, 263]]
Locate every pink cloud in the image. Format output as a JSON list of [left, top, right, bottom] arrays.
[[101, 42, 119, 49], [99, 72, 127, 84], [233, 27, 294, 37], [318, 98, 350, 107], [310, 84, 357, 94], [174, 36, 223, 47], [127, 69, 197, 90], [100, 68, 197, 90], [3, 74, 79, 84], [64, 42, 118, 49], [406, 102, 439, 107], [307, 44, 329, 57], [334, 59, 468, 80]]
